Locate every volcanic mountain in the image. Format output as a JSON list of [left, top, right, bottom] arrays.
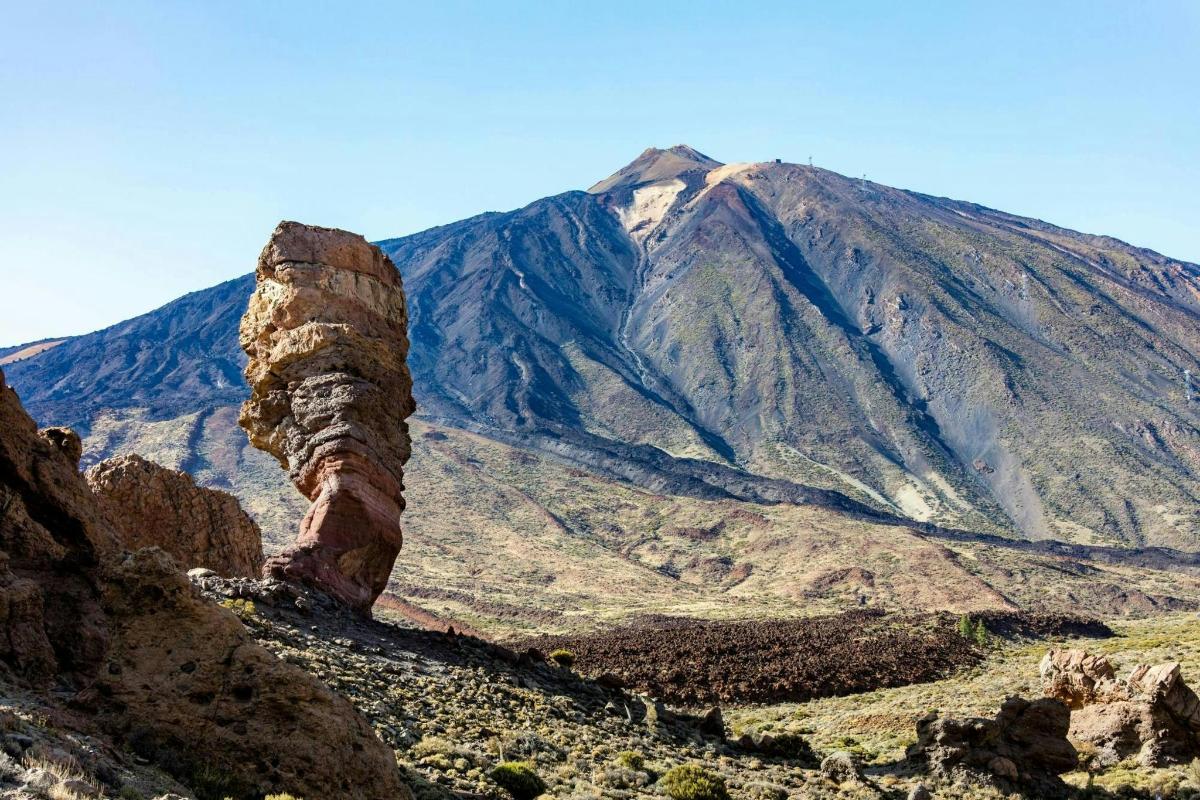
[[7, 146, 1200, 629]]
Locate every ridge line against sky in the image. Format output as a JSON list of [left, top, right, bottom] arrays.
[[1, 0, 1198, 346]]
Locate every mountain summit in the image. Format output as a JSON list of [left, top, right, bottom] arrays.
[[9, 148, 1200, 554], [587, 144, 723, 193]]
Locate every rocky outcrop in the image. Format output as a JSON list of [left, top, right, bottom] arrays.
[[38, 426, 82, 466], [1039, 648, 1124, 708], [1041, 648, 1200, 766], [95, 548, 408, 798], [906, 696, 1077, 798], [239, 221, 416, 612], [0, 366, 410, 798], [85, 453, 264, 578]]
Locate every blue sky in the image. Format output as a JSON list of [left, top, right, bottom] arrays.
[[2, 1, 1198, 346]]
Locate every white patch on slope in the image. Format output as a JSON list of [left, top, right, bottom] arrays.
[[685, 163, 755, 209], [616, 179, 685, 244]]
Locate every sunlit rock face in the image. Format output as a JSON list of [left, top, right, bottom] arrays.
[[239, 221, 416, 613]]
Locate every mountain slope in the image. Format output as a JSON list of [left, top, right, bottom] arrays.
[[6, 146, 1200, 557], [378, 146, 1200, 547]]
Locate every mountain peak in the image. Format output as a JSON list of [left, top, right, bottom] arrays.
[[588, 144, 722, 194]]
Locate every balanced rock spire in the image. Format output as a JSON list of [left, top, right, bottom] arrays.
[[239, 221, 416, 612]]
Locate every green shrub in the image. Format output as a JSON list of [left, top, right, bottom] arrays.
[[615, 750, 645, 771], [660, 764, 730, 800], [973, 619, 990, 647], [490, 761, 545, 800], [548, 648, 575, 668], [264, 795, 303, 800], [218, 598, 256, 619], [957, 614, 973, 639]]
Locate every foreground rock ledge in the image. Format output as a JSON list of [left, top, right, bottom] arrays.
[[0, 366, 410, 798], [240, 220, 416, 612]]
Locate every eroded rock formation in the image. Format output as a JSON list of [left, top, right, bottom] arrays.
[[86, 453, 264, 578], [906, 696, 1077, 798], [239, 221, 415, 612], [1041, 647, 1200, 766], [0, 366, 409, 798]]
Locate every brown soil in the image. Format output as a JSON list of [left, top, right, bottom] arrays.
[[517, 610, 1110, 706]]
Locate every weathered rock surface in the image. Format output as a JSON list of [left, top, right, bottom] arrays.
[[239, 221, 416, 612], [906, 696, 1076, 798], [1039, 648, 1123, 708], [1042, 647, 1200, 766], [0, 366, 410, 798], [38, 426, 82, 466], [96, 548, 409, 799], [86, 453, 264, 578]]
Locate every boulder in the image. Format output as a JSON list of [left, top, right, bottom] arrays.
[[97, 548, 410, 799], [0, 366, 410, 798], [239, 221, 416, 613], [819, 751, 860, 784], [86, 454, 264, 578], [1039, 648, 1121, 708], [1042, 648, 1200, 766], [906, 696, 1076, 798], [735, 729, 814, 761]]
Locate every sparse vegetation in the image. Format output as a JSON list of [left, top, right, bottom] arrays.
[[218, 597, 256, 619]]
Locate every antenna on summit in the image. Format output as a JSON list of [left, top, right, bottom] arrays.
[[808, 155, 813, 167]]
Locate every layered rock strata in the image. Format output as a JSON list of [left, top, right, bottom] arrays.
[[239, 221, 416, 612]]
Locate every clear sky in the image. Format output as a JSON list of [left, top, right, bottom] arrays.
[[2, 1, 1198, 346]]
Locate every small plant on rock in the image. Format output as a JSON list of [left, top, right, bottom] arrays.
[[218, 598, 256, 620], [660, 764, 730, 800], [548, 648, 575, 668], [490, 761, 545, 800]]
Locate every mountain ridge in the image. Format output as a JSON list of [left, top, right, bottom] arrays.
[[8, 147, 1200, 554]]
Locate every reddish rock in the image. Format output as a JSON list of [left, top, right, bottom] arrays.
[[38, 427, 82, 466], [0, 366, 410, 798], [86, 453, 264, 578], [239, 221, 415, 613]]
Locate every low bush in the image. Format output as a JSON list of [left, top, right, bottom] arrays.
[[490, 761, 546, 800], [548, 649, 575, 668], [615, 750, 644, 771], [660, 764, 730, 800]]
